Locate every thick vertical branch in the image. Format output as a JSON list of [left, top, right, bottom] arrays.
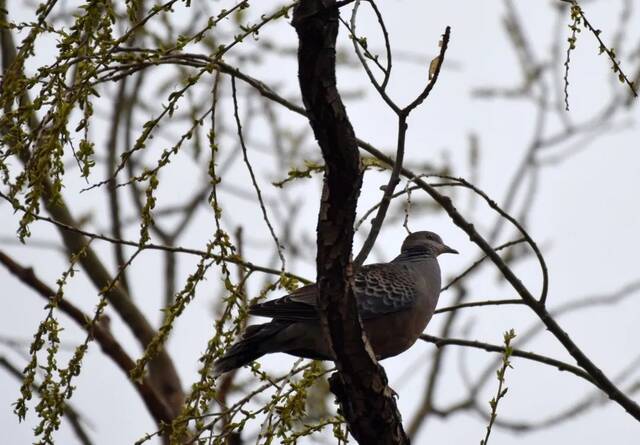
[[293, 1, 409, 443]]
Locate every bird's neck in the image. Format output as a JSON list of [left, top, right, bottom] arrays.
[[393, 247, 435, 263]]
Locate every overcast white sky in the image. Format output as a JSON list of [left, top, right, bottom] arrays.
[[2, 1, 640, 444]]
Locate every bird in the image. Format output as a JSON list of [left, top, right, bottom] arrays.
[[213, 230, 457, 376]]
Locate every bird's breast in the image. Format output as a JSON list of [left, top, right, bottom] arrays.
[[365, 260, 442, 359]]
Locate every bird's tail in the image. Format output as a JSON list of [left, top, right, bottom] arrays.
[[213, 322, 286, 376]]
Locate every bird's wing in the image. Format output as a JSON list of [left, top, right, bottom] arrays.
[[249, 263, 417, 321], [249, 284, 319, 321], [354, 263, 417, 319]]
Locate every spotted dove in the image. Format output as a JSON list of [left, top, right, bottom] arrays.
[[213, 231, 457, 375]]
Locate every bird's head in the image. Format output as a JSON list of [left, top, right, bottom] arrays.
[[401, 231, 458, 256]]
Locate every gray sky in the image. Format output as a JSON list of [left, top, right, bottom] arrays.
[[2, 0, 640, 443]]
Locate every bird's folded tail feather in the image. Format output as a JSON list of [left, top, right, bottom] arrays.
[[213, 322, 286, 377]]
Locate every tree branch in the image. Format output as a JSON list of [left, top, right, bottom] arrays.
[[0, 12, 184, 416], [293, 1, 408, 443], [420, 334, 595, 385], [104, 42, 640, 422], [378, 152, 640, 420], [0, 355, 94, 445], [0, 250, 175, 425]]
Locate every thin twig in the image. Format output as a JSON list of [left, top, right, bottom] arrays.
[[434, 299, 524, 314], [0, 356, 94, 445], [420, 334, 595, 386], [0, 191, 308, 283], [0, 250, 175, 425], [354, 27, 451, 266], [480, 330, 516, 445], [231, 76, 286, 272]]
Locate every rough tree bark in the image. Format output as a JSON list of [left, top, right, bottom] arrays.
[[293, 1, 410, 443]]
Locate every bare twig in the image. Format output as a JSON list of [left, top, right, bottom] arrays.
[[434, 299, 524, 314], [231, 76, 286, 272], [354, 27, 451, 266], [420, 334, 595, 385]]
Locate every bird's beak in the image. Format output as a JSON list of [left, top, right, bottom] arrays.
[[441, 244, 458, 255]]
